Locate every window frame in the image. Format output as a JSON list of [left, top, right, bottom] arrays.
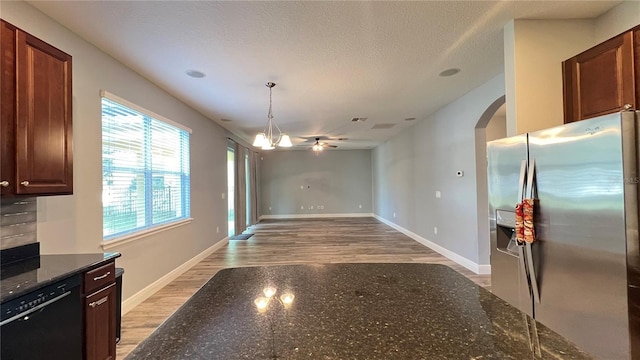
[[100, 90, 192, 248]]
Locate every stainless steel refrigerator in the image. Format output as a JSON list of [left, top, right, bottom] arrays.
[[487, 111, 640, 360]]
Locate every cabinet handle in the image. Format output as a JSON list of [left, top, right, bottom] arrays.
[[20, 181, 29, 186], [89, 296, 108, 308], [93, 271, 111, 281], [0, 181, 8, 187], [624, 104, 634, 110]]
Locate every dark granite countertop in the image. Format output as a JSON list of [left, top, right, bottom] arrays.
[[127, 263, 593, 359], [0, 252, 120, 303]]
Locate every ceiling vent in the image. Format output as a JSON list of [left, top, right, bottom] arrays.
[[351, 117, 368, 122], [372, 123, 395, 129]]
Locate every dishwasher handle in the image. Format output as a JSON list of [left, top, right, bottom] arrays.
[[0, 291, 71, 326]]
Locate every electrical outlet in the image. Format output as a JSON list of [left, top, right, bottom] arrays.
[[359, 204, 362, 209], [216, 226, 219, 233], [269, 206, 272, 211], [300, 185, 304, 189], [393, 212, 397, 218], [221, 193, 225, 199], [310, 206, 314, 210], [434, 227, 438, 235], [435, 191, 441, 198], [300, 206, 304, 210]]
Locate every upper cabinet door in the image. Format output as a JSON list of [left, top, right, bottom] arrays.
[[635, 30, 640, 109], [15, 29, 73, 195], [1, 20, 17, 196], [563, 31, 635, 123]]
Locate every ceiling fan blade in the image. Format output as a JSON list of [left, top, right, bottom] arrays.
[[326, 144, 338, 148]]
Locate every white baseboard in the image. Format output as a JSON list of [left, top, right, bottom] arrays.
[[372, 214, 491, 275], [122, 237, 229, 315], [259, 213, 374, 220]]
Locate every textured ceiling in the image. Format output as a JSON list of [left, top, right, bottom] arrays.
[[28, 1, 620, 149]]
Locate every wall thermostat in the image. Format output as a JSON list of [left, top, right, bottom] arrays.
[[456, 170, 464, 177]]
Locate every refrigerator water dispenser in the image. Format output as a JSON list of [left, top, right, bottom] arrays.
[[496, 209, 519, 257]]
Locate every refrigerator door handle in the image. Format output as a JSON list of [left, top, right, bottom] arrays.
[[515, 159, 532, 304], [517, 245, 530, 298], [517, 160, 527, 202], [525, 158, 541, 304], [525, 158, 535, 199], [526, 243, 541, 304]]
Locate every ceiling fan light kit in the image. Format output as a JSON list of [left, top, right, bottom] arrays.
[[253, 82, 292, 150], [311, 137, 338, 153]]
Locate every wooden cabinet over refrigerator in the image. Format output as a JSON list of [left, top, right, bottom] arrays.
[[562, 25, 640, 124]]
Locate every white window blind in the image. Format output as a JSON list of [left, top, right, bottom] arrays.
[[101, 93, 191, 240]]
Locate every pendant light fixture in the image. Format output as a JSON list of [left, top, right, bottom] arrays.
[[253, 82, 292, 150]]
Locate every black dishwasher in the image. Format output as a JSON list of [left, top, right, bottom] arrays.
[[0, 275, 83, 360]]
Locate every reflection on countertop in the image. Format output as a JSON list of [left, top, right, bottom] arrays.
[[127, 263, 593, 360], [0, 252, 121, 303]]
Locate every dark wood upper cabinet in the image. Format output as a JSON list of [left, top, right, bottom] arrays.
[[635, 30, 640, 109], [1, 20, 17, 196], [563, 28, 637, 123], [0, 19, 73, 196]]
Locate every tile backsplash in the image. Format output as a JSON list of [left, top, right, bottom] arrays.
[[0, 198, 37, 250]]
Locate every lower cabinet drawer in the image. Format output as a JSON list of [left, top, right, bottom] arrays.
[[84, 262, 115, 294]]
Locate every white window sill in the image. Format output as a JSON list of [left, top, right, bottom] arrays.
[[101, 218, 193, 250]]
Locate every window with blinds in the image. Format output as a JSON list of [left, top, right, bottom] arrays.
[[101, 92, 191, 240]]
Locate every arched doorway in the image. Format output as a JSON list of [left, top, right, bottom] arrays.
[[474, 96, 506, 269]]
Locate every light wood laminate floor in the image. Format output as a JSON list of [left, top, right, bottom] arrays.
[[117, 217, 491, 359]]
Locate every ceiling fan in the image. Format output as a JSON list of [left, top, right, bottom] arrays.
[[311, 137, 337, 151], [295, 136, 342, 151]]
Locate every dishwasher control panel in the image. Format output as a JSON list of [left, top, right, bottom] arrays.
[[1, 275, 80, 323]]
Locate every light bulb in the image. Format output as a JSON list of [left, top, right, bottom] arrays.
[[263, 287, 277, 298], [280, 293, 295, 307], [278, 134, 293, 147], [253, 133, 266, 147], [254, 297, 269, 313]]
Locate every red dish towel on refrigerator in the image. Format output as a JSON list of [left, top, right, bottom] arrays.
[[515, 202, 524, 244], [522, 198, 535, 243]]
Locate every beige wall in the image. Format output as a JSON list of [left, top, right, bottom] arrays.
[[504, 19, 594, 136], [486, 111, 506, 142], [1, 1, 230, 301]]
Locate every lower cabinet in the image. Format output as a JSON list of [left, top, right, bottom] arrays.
[[84, 262, 117, 360]]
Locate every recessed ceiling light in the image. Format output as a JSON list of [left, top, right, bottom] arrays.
[[220, 118, 232, 122], [404, 117, 416, 121], [439, 68, 460, 77], [186, 70, 206, 78]]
